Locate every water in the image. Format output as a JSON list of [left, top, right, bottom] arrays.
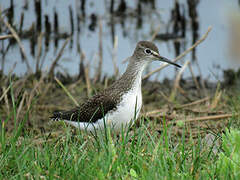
[[1, 0, 240, 81]]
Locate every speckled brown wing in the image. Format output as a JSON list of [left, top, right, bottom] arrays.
[[51, 92, 118, 123]]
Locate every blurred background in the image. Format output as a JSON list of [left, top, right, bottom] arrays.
[[1, 0, 240, 82]]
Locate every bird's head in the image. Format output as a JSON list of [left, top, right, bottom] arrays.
[[133, 41, 181, 68]]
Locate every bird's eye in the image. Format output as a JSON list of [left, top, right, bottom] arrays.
[[145, 48, 152, 54]]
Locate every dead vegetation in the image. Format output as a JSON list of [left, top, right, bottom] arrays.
[[0, 64, 237, 140], [0, 4, 239, 140]]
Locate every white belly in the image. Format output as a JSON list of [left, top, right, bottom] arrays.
[[64, 88, 142, 132]]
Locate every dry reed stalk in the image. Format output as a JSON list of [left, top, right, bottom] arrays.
[[195, 61, 208, 96], [177, 86, 192, 102], [188, 62, 201, 91], [0, 34, 14, 40], [151, 142, 160, 162], [181, 108, 224, 115], [54, 77, 79, 106], [12, 77, 28, 98], [144, 109, 167, 116], [154, 71, 162, 82], [16, 91, 27, 120], [210, 83, 222, 109], [170, 60, 190, 101], [0, 86, 10, 103], [49, 37, 71, 76], [7, 62, 17, 75], [36, 32, 44, 72], [211, 91, 222, 109], [38, 83, 51, 101], [39, 51, 47, 70], [111, 36, 119, 77], [84, 64, 92, 97], [143, 26, 212, 79], [121, 57, 131, 64], [159, 91, 175, 105], [1, 18, 33, 74], [69, 79, 82, 90], [94, 19, 103, 83], [146, 114, 174, 120], [27, 73, 45, 110], [176, 97, 210, 109], [174, 113, 237, 124], [3, 86, 10, 114], [80, 51, 92, 97], [104, 77, 109, 89]]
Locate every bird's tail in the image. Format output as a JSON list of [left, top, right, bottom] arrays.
[[50, 111, 63, 121]]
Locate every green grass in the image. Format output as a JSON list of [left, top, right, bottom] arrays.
[[1, 113, 237, 179], [1, 84, 240, 179], [0, 120, 216, 179]]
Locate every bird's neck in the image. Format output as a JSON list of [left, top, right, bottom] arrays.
[[120, 58, 149, 90], [107, 57, 149, 98]]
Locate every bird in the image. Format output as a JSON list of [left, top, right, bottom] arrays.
[[51, 41, 181, 132]]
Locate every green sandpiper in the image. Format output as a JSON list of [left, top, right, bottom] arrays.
[[51, 41, 181, 131]]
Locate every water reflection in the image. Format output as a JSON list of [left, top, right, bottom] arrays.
[[0, 0, 239, 81]]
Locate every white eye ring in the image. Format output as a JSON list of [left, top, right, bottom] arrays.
[[145, 48, 152, 55]]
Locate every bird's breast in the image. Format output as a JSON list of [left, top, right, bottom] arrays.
[[104, 86, 142, 129]]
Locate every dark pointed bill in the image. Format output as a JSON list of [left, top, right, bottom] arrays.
[[153, 53, 181, 68]]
